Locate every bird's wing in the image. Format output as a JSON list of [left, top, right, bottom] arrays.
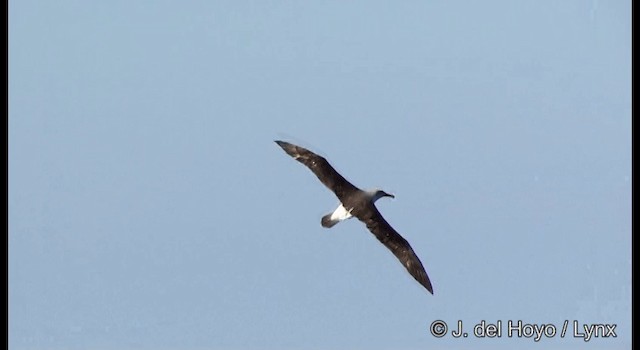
[[275, 140, 359, 199], [361, 207, 433, 294]]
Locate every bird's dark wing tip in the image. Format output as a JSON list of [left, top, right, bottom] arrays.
[[420, 276, 434, 295], [275, 140, 294, 151], [275, 140, 298, 158]]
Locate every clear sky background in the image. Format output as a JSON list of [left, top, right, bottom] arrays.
[[9, 1, 630, 349]]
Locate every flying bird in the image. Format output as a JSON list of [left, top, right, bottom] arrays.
[[275, 140, 433, 294]]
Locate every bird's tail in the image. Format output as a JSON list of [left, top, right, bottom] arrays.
[[321, 214, 339, 228]]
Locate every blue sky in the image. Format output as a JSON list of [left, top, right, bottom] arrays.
[[9, 1, 630, 349]]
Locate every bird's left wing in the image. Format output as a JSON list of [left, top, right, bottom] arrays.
[[361, 208, 434, 294]]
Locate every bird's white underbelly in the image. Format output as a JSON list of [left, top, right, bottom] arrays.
[[330, 204, 353, 221]]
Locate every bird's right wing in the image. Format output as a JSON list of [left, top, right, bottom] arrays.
[[362, 207, 433, 294], [275, 140, 359, 199]]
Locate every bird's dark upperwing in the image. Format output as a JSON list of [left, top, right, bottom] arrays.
[[361, 208, 433, 294], [275, 140, 359, 200]]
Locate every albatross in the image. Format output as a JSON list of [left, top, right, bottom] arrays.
[[275, 140, 433, 294]]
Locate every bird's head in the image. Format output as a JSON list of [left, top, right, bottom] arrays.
[[371, 189, 395, 202]]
